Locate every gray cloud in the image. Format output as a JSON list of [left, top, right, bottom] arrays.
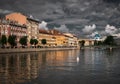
[[82, 24, 96, 34], [103, 0, 120, 4], [0, 0, 120, 38], [39, 21, 48, 30], [54, 24, 69, 33], [0, 9, 12, 14]]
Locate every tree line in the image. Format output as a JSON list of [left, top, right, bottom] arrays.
[[0, 35, 47, 48], [79, 35, 117, 48]]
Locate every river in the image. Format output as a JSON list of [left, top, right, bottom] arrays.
[[0, 48, 120, 84]]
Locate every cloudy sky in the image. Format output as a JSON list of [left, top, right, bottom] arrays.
[[0, 0, 120, 38]]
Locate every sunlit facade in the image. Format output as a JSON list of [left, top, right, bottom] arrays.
[[64, 33, 79, 47], [38, 29, 68, 47], [3, 12, 40, 46], [38, 29, 79, 47], [27, 17, 39, 45], [0, 18, 27, 47], [49, 29, 67, 47], [38, 29, 56, 47], [6, 12, 27, 25], [0, 12, 79, 48], [0, 19, 10, 37]]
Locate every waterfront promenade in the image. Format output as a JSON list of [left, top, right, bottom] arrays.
[[0, 47, 79, 53]]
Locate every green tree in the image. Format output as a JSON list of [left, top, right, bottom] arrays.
[[41, 39, 47, 45], [0, 37, 1, 45], [97, 41, 103, 46], [94, 40, 103, 46], [103, 35, 115, 46], [79, 40, 85, 49], [30, 38, 34, 45], [79, 40, 85, 47], [19, 36, 27, 46], [34, 39, 38, 46], [8, 35, 17, 48], [1, 35, 7, 47], [94, 40, 97, 46]]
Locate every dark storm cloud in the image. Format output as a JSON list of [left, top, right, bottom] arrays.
[[0, 0, 120, 38], [103, 0, 120, 4]]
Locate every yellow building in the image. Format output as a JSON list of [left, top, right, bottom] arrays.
[[64, 33, 79, 47], [49, 29, 67, 47], [54, 34, 67, 47], [38, 29, 56, 47], [38, 29, 68, 47], [38, 29, 79, 47]]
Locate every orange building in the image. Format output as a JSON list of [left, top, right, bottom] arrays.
[[6, 12, 27, 25], [5, 12, 39, 46], [0, 12, 28, 47]]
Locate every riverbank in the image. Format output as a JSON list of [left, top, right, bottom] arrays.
[[80, 46, 120, 50], [0, 47, 80, 54]]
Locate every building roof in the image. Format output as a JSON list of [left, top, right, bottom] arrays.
[[27, 17, 39, 23], [95, 34, 100, 38], [39, 29, 50, 34], [64, 33, 75, 38]]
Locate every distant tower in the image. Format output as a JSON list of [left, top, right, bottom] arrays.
[[94, 33, 101, 41]]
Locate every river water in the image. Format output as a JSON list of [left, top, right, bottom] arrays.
[[0, 48, 120, 84]]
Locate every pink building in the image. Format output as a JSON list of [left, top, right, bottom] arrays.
[[0, 18, 27, 47]]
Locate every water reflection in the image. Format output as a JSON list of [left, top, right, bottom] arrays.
[[0, 49, 120, 84], [0, 50, 79, 84]]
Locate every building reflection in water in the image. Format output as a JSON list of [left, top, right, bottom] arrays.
[[0, 50, 79, 84]]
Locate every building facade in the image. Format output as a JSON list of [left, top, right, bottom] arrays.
[[50, 30, 67, 47], [64, 33, 78, 47], [0, 12, 28, 47], [38, 29, 55, 47], [27, 17, 39, 45], [79, 39, 94, 46], [0, 12, 79, 48], [38, 29, 79, 47], [0, 18, 27, 47]]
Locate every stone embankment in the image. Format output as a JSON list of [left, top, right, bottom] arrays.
[[0, 47, 80, 54]]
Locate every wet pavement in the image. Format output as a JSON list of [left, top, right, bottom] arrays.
[[0, 48, 120, 84]]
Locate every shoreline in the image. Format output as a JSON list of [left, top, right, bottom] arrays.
[[0, 47, 80, 54]]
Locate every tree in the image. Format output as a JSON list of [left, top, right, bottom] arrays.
[[94, 40, 103, 46], [79, 40, 85, 47], [1, 35, 7, 47], [19, 36, 27, 46], [79, 40, 85, 49], [41, 39, 47, 45], [94, 40, 97, 46], [34, 39, 38, 46], [103, 35, 115, 46], [30, 38, 34, 45], [8, 35, 17, 48], [0, 38, 1, 44], [97, 41, 103, 46]]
